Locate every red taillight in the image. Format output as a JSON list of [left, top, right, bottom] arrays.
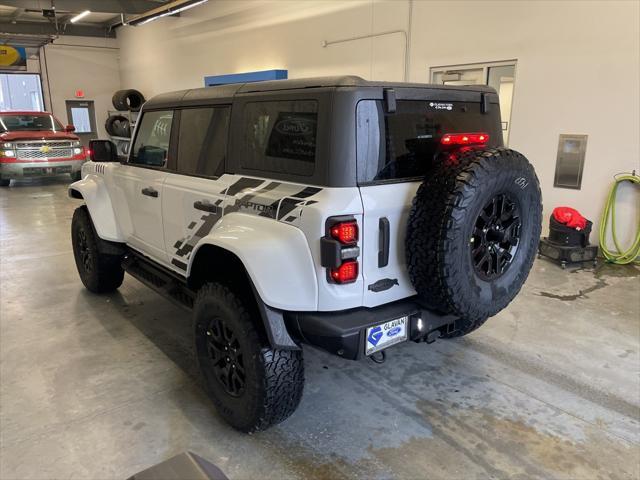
[[441, 133, 489, 146], [330, 261, 359, 284], [330, 221, 358, 245]]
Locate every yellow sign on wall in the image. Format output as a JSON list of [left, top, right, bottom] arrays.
[[0, 45, 27, 70]]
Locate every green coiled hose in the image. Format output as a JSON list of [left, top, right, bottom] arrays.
[[599, 171, 640, 264]]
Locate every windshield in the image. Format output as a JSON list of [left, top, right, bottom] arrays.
[[0, 114, 64, 133]]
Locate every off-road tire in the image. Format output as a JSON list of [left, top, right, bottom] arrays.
[[194, 283, 304, 432], [0, 178, 10, 187], [111, 89, 145, 111], [104, 114, 131, 138], [406, 148, 542, 336], [70, 171, 82, 182], [71, 206, 124, 293]]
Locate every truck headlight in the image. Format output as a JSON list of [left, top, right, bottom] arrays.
[[73, 148, 82, 155], [2, 142, 13, 148], [71, 141, 81, 147], [1, 150, 15, 157]]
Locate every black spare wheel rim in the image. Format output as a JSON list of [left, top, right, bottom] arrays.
[[405, 148, 542, 330], [203, 316, 246, 397], [471, 193, 521, 280], [77, 227, 94, 273]]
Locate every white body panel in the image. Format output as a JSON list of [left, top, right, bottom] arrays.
[[112, 166, 168, 263], [191, 213, 318, 311], [359, 182, 419, 307], [71, 162, 418, 313], [68, 166, 124, 242]]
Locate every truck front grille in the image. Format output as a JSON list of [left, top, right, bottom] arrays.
[[15, 141, 74, 160]]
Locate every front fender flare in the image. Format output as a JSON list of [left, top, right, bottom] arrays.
[[189, 213, 318, 311], [68, 175, 123, 242]]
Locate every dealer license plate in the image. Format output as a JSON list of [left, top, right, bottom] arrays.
[[365, 316, 408, 355]]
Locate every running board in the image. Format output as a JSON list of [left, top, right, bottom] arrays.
[[122, 252, 195, 311]]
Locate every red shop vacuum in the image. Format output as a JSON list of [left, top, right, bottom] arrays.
[[538, 207, 598, 268]]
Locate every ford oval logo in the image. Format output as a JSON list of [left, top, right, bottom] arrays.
[[274, 117, 315, 136], [387, 326, 402, 337]]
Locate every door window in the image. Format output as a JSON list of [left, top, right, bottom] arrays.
[[70, 107, 91, 133], [176, 107, 230, 177], [130, 110, 174, 167]]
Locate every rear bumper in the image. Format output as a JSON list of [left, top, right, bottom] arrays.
[[284, 298, 457, 360], [0, 159, 85, 178]]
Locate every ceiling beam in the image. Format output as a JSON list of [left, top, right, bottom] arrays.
[[0, 1, 168, 15], [0, 21, 116, 38]]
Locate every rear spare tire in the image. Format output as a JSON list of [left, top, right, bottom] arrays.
[[406, 148, 542, 336]]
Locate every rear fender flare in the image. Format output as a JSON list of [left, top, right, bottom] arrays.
[[188, 213, 318, 312]]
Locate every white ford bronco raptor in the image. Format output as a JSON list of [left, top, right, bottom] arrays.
[[69, 76, 542, 432]]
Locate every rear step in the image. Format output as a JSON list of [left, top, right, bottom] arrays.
[[122, 252, 195, 311]]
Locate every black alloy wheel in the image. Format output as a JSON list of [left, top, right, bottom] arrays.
[[77, 228, 94, 274], [203, 317, 246, 397], [471, 193, 521, 280]]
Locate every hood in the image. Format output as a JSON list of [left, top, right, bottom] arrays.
[[0, 131, 79, 142]]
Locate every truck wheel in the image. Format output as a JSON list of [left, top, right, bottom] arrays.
[[194, 283, 304, 432], [406, 148, 542, 336], [71, 206, 124, 293], [0, 178, 10, 187]]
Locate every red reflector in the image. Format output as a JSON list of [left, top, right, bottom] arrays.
[[330, 261, 358, 284], [441, 133, 489, 146], [330, 221, 358, 244]]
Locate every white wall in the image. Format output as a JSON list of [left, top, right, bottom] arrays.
[[117, 0, 639, 243], [40, 36, 121, 138]]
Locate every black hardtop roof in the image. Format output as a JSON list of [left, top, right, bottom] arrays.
[[144, 75, 496, 109]]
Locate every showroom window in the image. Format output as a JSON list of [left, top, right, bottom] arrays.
[[430, 60, 516, 145], [0, 73, 44, 111], [241, 100, 318, 176], [130, 110, 174, 167], [177, 107, 230, 177]]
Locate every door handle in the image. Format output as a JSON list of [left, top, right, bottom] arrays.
[[193, 200, 218, 213], [378, 217, 390, 267], [141, 187, 158, 198]]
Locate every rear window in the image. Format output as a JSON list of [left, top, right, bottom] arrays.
[[356, 99, 502, 184], [241, 100, 318, 176]]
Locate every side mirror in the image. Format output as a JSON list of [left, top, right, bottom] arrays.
[[89, 139, 118, 162], [65, 124, 76, 132]]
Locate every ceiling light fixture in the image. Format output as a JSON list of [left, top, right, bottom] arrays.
[[130, 0, 208, 26], [70, 10, 91, 23]]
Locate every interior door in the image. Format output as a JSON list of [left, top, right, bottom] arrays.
[[115, 109, 174, 264], [65, 100, 96, 147]]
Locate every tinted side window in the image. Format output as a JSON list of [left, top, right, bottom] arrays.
[[242, 100, 318, 176], [131, 110, 173, 167], [177, 107, 230, 177]]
